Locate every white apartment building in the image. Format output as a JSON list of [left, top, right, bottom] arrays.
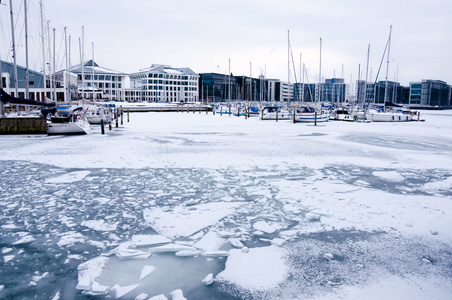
[[70, 60, 127, 101], [128, 65, 199, 102]]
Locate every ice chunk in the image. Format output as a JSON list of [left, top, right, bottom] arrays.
[[115, 248, 151, 260], [45, 170, 90, 183], [140, 265, 156, 280], [91, 281, 109, 294], [57, 232, 86, 247], [170, 289, 187, 300], [202, 273, 214, 285], [372, 171, 404, 182], [3, 255, 15, 263], [229, 238, 244, 248], [175, 250, 203, 257], [202, 251, 230, 257], [76, 256, 109, 291], [216, 246, 288, 290], [323, 253, 334, 260], [149, 244, 197, 253], [149, 294, 168, 300], [13, 235, 35, 245], [194, 231, 225, 251], [305, 212, 321, 222], [135, 293, 148, 300], [253, 220, 276, 234], [132, 234, 171, 247], [81, 219, 118, 232], [112, 284, 139, 298], [143, 202, 243, 238]]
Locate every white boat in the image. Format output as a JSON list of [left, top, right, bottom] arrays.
[[46, 107, 91, 135], [365, 107, 412, 122], [261, 106, 291, 120], [84, 106, 110, 124], [294, 106, 329, 123], [330, 107, 353, 121]]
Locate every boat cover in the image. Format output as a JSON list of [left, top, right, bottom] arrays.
[[0, 88, 55, 107]]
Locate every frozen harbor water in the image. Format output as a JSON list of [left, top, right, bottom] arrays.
[[1, 110, 452, 299]]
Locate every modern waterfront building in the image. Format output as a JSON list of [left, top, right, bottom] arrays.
[[415, 80, 451, 107], [356, 79, 451, 108], [70, 60, 127, 101], [129, 65, 199, 103], [199, 73, 237, 102], [200, 74, 293, 102], [1, 60, 45, 101], [294, 79, 349, 104]]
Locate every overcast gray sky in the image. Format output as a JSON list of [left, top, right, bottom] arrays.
[[1, 0, 451, 88]]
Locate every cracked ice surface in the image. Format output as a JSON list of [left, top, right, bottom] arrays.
[[1, 110, 452, 299]]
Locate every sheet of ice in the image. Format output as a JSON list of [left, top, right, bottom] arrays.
[[216, 245, 288, 291], [132, 235, 171, 247], [81, 220, 118, 232], [45, 170, 91, 183], [253, 220, 277, 234], [143, 202, 244, 238], [372, 170, 405, 182]]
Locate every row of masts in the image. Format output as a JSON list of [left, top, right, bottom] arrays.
[[3, 0, 92, 104]]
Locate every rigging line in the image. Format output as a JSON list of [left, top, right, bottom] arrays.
[[288, 39, 297, 84], [373, 36, 389, 85], [56, 29, 65, 71]]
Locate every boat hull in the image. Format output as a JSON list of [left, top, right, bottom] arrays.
[[294, 112, 329, 123], [365, 111, 412, 122], [47, 120, 91, 135]]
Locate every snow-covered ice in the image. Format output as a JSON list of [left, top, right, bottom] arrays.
[[1, 110, 452, 299]]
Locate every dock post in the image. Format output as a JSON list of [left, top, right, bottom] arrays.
[[229, 104, 231, 116], [293, 110, 296, 123], [116, 109, 119, 128], [220, 106, 222, 116], [121, 109, 123, 125], [276, 110, 279, 122], [237, 106, 240, 117], [315, 111, 317, 126], [101, 119, 105, 134], [127, 109, 129, 122]]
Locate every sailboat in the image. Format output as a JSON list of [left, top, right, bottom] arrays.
[[365, 26, 413, 122], [293, 36, 329, 123]]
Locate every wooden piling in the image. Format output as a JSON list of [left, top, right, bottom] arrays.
[[101, 119, 105, 134], [127, 109, 129, 122], [314, 111, 317, 126]]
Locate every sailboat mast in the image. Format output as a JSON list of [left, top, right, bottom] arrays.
[[81, 26, 85, 101], [47, 21, 53, 100], [40, 0, 46, 100], [287, 30, 290, 83], [64, 27, 68, 102], [9, 0, 19, 97], [384, 25, 392, 104], [318, 38, 322, 103], [53, 28, 56, 101], [24, 0, 30, 99], [365, 44, 370, 103], [299, 53, 302, 102], [92, 42, 95, 100], [228, 58, 230, 103]]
